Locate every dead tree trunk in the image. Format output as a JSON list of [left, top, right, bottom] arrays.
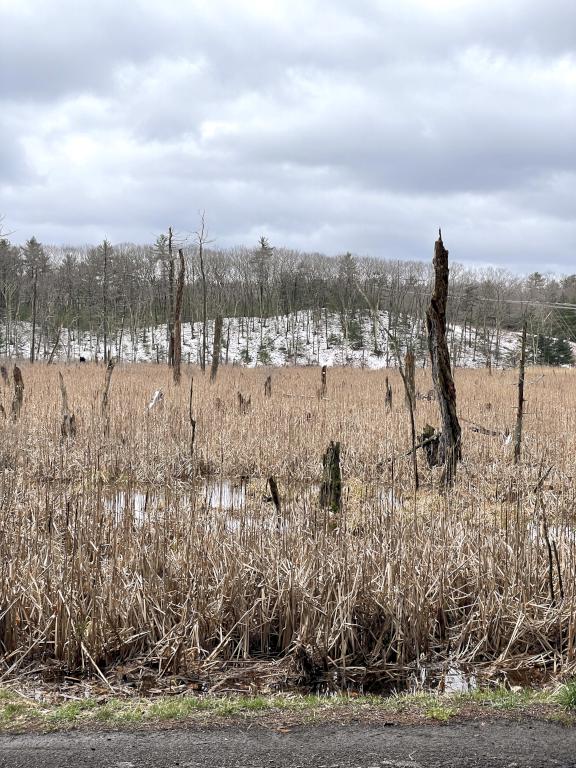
[[58, 372, 76, 439], [267, 476, 282, 528], [167, 226, 175, 368], [30, 268, 38, 364], [385, 376, 392, 411], [11, 365, 24, 420], [320, 441, 342, 513], [514, 321, 527, 464], [319, 365, 327, 399], [426, 230, 461, 486], [47, 326, 63, 365], [404, 349, 416, 410], [237, 392, 251, 414], [210, 315, 223, 382], [101, 358, 115, 437], [173, 248, 185, 384], [189, 376, 196, 457]]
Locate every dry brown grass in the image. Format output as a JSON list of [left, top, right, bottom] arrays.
[[0, 362, 575, 691]]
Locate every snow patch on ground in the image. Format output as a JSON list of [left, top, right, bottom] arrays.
[[1, 310, 521, 369]]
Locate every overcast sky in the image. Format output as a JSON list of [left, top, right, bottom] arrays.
[[1, 0, 574, 272]]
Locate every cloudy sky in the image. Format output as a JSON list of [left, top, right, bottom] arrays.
[[1, 0, 574, 271]]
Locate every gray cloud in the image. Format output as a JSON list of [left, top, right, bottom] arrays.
[[0, 0, 575, 272]]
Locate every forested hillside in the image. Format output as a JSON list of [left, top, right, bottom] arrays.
[[1, 232, 574, 366]]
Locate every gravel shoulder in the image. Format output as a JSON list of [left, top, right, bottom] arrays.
[[1, 720, 576, 768]]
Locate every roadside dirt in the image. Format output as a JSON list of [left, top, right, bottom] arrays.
[[1, 720, 575, 768]]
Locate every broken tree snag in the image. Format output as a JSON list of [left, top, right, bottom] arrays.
[[237, 391, 251, 414], [514, 321, 527, 465], [420, 424, 440, 468], [267, 476, 282, 528], [264, 374, 272, 397], [319, 365, 327, 399], [319, 440, 342, 513], [101, 358, 115, 437], [404, 350, 416, 410], [11, 365, 24, 420], [173, 248, 185, 385], [385, 376, 392, 411], [189, 376, 196, 457], [210, 315, 223, 382], [58, 372, 76, 439], [425, 230, 461, 486]]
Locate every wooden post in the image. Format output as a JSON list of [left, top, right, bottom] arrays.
[[173, 248, 185, 384], [513, 321, 527, 464], [320, 441, 342, 513], [11, 365, 24, 420], [210, 315, 223, 382], [425, 230, 461, 486]]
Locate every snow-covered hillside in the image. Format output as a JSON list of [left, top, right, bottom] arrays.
[[1, 309, 523, 369]]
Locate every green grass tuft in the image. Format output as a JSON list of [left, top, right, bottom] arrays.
[[556, 680, 576, 710]]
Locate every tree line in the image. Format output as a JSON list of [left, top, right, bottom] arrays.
[[0, 225, 574, 366]]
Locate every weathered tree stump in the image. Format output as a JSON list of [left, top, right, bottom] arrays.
[[385, 376, 393, 411], [237, 391, 251, 414], [58, 372, 76, 439], [11, 366, 24, 420], [420, 423, 440, 468], [320, 441, 342, 513]]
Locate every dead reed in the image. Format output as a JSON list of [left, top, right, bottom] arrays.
[[0, 362, 575, 691]]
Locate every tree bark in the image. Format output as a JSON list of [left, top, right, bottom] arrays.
[[404, 349, 415, 410], [101, 358, 115, 437], [210, 315, 223, 382], [320, 441, 342, 513], [30, 268, 38, 364], [513, 321, 527, 464], [11, 365, 24, 420], [426, 230, 461, 486], [167, 227, 175, 367], [173, 248, 185, 384]]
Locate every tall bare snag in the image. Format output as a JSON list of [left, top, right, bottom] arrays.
[[426, 230, 461, 485], [173, 248, 185, 384]]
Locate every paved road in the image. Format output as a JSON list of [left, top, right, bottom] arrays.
[[1, 721, 575, 768]]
